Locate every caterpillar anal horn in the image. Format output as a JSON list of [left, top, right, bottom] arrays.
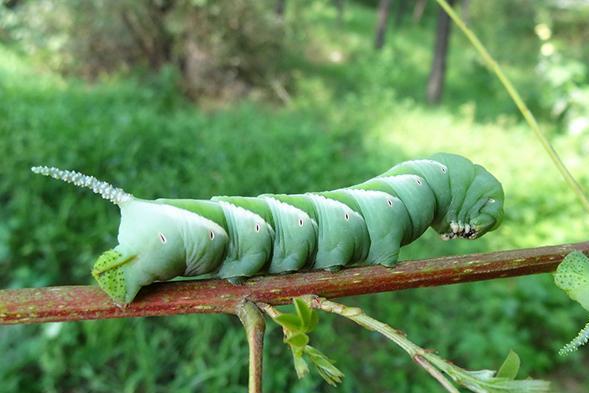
[[31, 166, 133, 205]]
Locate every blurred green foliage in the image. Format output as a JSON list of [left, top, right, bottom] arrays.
[[2, 0, 589, 392]]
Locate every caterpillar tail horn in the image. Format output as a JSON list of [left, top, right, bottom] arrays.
[[31, 166, 133, 205]]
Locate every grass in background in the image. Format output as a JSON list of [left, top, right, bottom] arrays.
[[2, 1, 589, 392]]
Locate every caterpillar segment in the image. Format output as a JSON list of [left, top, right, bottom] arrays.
[[32, 153, 504, 305]]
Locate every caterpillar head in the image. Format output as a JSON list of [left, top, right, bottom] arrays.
[[430, 154, 504, 241], [459, 166, 504, 239], [32, 166, 227, 306]]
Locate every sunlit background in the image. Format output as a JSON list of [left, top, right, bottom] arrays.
[[1, 0, 589, 392]]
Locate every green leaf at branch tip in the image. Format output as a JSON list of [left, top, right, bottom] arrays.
[[304, 345, 344, 386], [457, 369, 551, 393], [271, 299, 340, 385], [554, 250, 589, 312], [292, 352, 309, 379], [471, 379, 551, 393], [293, 297, 319, 332], [495, 350, 520, 380], [285, 332, 309, 348], [274, 313, 302, 331], [439, 350, 548, 392]]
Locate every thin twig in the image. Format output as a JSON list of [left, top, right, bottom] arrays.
[[435, 0, 589, 214], [303, 296, 460, 392], [258, 303, 280, 319], [414, 355, 461, 393], [304, 296, 550, 392], [236, 300, 266, 393]]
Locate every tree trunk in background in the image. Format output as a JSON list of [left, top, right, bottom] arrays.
[[275, 0, 286, 18], [426, 0, 456, 104], [394, 0, 407, 28], [119, 1, 174, 70], [412, 0, 427, 23], [147, 0, 174, 65], [333, 0, 344, 26], [4, 0, 21, 8], [374, 0, 392, 50]]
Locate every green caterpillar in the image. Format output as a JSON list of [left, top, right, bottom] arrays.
[[32, 153, 504, 306], [554, 251, 589, 355]]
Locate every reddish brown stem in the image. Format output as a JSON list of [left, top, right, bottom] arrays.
[[1, 242, 586, 325]]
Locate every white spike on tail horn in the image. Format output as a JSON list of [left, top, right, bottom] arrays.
[[31, 166, 133, 204], [559, 321, 589, 356]]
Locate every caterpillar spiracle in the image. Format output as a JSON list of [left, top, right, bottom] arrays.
[[32, 153, 504, 306]]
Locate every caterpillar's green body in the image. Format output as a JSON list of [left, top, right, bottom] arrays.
[[554, 251, 589, 355], [33, 153, 504, 305]]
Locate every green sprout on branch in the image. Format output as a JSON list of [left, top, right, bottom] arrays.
[[261, 298, 344, 386], [262, 296, 549, 393]]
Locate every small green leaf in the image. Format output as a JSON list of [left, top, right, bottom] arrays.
[[294, 298, 315, 332], [495, 350, 520, 380], [304, 345, 344, 386], [285, 332, 309, 348], [461, 367, 550, 392], [292, 353, 309, 379], [274, 313, 302, 331]]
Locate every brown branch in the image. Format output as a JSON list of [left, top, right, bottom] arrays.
[[1, 242, 587, 325]]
